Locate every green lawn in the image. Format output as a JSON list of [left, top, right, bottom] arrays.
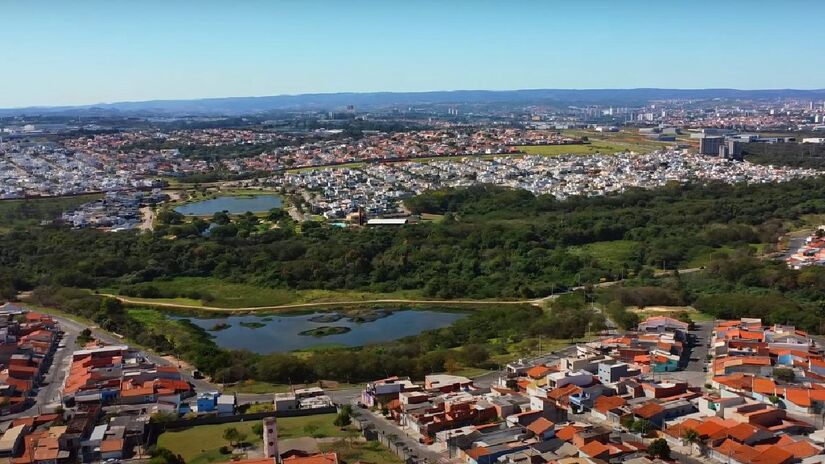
[[157, 414, 346, 464], [569, 240, 641, 269]]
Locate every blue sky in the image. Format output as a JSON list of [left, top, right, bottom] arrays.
[[1, 0, 824, 107]]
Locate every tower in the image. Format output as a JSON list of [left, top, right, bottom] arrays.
[[263, 417, 279, 461]]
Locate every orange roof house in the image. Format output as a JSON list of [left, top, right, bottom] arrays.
[[633, 403, 664, 420]]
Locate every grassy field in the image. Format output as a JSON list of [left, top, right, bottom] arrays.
[[127, 308, 212, 347], [0, 193, 101, 229], [157, 414, 346, 464], [518, 142, 632, 156], [570, 240, 641, 269], [107, 277, 427, 308], [488, 335, 595, 365]]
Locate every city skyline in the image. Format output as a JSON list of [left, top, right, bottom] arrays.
[[3, 0, 825, 108]]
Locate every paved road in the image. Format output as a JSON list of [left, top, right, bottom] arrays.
[[3, 319, 78, 419], [662, 320, 713, 388], [35, 311, 217, 394], [780, 234, 808, 260]]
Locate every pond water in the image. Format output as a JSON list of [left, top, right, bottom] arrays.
[[175, 194, 283, 215], [179, 309, 465, 353]]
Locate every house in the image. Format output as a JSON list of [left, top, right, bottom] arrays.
[[526, 417, 555, 441], [424, 374, 473, 392], [217, 394, 236, 415], [637, 316, 689, 340], [591, 395, 627, 423], [273, 393, 299, 412], [597, 362, 629, 384], [0, 424, 28, 457], [197, 391, 219, 412]]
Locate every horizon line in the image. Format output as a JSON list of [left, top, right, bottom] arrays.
[[4, 86, 825, 111]]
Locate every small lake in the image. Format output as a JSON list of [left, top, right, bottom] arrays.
[[179, 309, 465, 353], [175, 194, 283, 215]]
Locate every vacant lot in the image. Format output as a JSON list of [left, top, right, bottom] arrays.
[[628, 305, 715, 322]]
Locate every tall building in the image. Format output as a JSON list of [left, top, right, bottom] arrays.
[[726, 140, 743, 160], [699, 136, 725, 156], [263, 417, 279, 460]]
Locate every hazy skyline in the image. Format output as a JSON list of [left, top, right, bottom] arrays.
[[3, 0, 825, 108]]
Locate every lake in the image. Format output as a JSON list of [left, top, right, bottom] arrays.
[[175, 194, 283, 215], [179, 309, 465, 353]]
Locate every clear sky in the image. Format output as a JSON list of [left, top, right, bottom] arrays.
[[2, 0, 824, 108]]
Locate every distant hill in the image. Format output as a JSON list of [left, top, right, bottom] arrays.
[[3, 88, 825, 116]]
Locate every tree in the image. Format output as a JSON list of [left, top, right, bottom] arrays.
[[212, 211, 231, 225], [773, 367, 795, 383], [620, 415, 635, 430], [223, 427, 241, 447], [149, 410, 178, 424], [334, 405, 352, 427], [648, 438, 671, 460], [148, 447, 185, 464], [444, 357, 460, 373], [631, 418, 651, 436], [682, 428, 700, 456]]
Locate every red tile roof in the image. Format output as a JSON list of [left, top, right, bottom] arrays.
[[633, 403, 664, 419], [526, 417, 554, 436]]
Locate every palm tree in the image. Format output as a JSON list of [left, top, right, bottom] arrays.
[[682, 428, 700, 456]]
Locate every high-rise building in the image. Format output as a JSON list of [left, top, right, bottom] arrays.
[[726, 140, 743, 160], [699, 136, 725, 156]]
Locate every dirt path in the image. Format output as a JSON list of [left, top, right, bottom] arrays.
[[100, 293, 536, 312], [138, 206, 154, 231], [100, 267, 704, 313]]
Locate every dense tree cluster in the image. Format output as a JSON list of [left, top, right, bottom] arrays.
[[4, 178, 825, 383], [4, 179, 825, 302]]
